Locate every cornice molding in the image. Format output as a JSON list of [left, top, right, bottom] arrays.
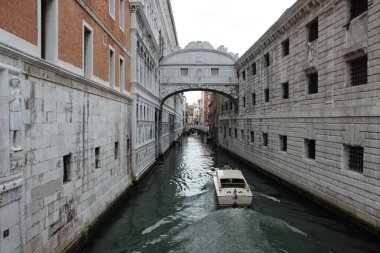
[[237, 0, 331, 68]]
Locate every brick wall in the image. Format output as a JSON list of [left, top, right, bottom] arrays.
[[0, 0, 38, 45]]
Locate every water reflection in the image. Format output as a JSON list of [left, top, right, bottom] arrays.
[[83, 136, 380, 253]]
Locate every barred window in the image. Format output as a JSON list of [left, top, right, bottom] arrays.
[[264, 53, 270, 67], [305, 139, 316, 159], [180, 68, 188, 76], [252, 62, 257, 75], [308, 19, 318, 42], [95, 147, 100, 168], [307, 72, 318, 94], [282, 82, 289, 99], [262, 133, 268, 146], [280, 135, 287, 152], [350, 0, 368, 20], [264, 88, 269, 102], [242, 70, 246, 81], [349, 55, 367, 86], [282, 39, 290, 57], [211, 68, 219, 76], [63, 154, 71, 183], [347, 145, 364, 173], [251, 131, 254, 142], [235, 129, 238, 138], [252, 93, 256, 105], [242, 96, 246, 107]]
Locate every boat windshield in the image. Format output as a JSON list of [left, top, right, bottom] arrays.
[[220, 178, 245, 188]]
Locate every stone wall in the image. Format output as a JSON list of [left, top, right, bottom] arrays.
[[0, 46, 132, 252], [219, 0, 380, 231]]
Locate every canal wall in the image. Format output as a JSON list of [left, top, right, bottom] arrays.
[[0, 45, 133, 252], [219, 0, 380, 233]]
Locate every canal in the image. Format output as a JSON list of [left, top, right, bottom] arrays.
[[83, 135, 380, 253]]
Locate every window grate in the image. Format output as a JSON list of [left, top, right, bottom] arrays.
[[264, 53, 270, 67], [305, 139, 316, 159], [263, 133, 268, 146], [308, 19, 318, 42], [264, 88, 269, 102], [348, 146, 364, 173], [350, 55, 367, 86], [282, 82, 289, 99], [211, 68, 219, 76], [280, 135, 287, 151], [95, 147, 100, 168], [252, 62, 257, 75], [282, 39, 290, 56], [180, 68, 188, 76], [350, 0, 368, 20], [308, 72, 318, 94]]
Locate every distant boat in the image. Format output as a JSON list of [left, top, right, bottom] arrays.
[[213, 169, 253, 207]]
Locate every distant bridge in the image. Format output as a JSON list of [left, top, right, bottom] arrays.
[[184, 124, 209, 133]]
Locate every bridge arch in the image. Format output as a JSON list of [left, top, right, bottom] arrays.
[[159, 41, 239, 108]]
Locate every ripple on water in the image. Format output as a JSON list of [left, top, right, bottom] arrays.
[[170, 208, 310, 253]]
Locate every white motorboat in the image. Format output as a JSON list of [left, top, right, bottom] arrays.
[[213, 169, 253, 207]]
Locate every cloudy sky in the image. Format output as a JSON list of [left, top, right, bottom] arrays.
[[170, 0, 297, 104]]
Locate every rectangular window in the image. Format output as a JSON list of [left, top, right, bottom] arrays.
[[307, 72, 318, 94], [109, 48, 115, 88], [252, 62, 256, 75], [280, 135, 287, 152], [41, 0, 57, 62], [282, 39, 290, 57], [263, 133, 268, 146], [264, 53, 270, 67], [180, 68, 188, 76], [242, 70, 246, 81], [305, 139, 316, 159], [349, 55, 367, 86], [83, 25, 93, 78], [250, 131, 254, 142], [282, 82, 289, 99], [119, 57, 125, 92], [252, 93, 256, 105], [63, 154, 71, 183], [229, 128, 232, 137], [211, 68, 219, 76], [241, 130, 244, 139], [109, 0, 115, 19], [95, 147, 100, 168], [242, 96, 246, 107], [224, 127, 226, 138], [115, 142, 119, 160], [234, 129, 238, 138], [264, 88, 269, 102], [308, 19, 318, 42], [345, 145, 364, 173], [350, 0, 368, 20], [119, 0, 125, 30]]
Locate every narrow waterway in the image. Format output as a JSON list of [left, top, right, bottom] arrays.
[[83, 135, 380, 253]]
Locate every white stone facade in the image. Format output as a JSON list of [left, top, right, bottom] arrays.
[[0, 46, 132, 252], [219, 0, 380, 231], [130, 0, 185, 180]]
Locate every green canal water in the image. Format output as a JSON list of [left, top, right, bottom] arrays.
[[83, 135, 380, 253]]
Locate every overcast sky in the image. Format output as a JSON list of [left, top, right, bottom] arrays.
[[170, 0, 297, 104]]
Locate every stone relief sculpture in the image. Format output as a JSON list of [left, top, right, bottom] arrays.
[[307, 42, 316, 64], [9, 76, 22, 151]]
